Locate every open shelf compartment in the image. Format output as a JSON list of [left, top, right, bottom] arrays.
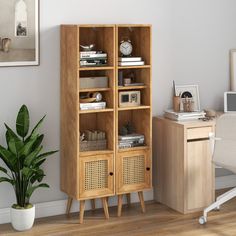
[[118, 109, 151, 151], [117, 25, 151, 65], [117, 68, 151, 107], [79, 26, 115, 67], [80, 112, 115, 154], [79, 69, 115, 109]]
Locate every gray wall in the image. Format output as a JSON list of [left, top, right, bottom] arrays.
[[0, 0, 35, 49], [0, 0, 236, 209]]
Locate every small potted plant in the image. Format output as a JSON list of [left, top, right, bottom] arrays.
[[0, 105, 57, 231]]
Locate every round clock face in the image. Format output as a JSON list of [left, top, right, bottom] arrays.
[[120, 41, 133, 56]]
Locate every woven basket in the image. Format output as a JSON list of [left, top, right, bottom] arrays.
[[80, 139, 107, 152]]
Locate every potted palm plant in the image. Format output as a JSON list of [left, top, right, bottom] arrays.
[[0, 105, 57, 231]]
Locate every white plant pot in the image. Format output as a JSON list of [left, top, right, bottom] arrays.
[[10, 205, 35, 231]]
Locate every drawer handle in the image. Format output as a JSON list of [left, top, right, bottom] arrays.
[[146, 167, 150, 171], [109, 172, 114, 176]]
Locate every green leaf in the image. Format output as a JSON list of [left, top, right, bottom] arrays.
[[16, 105, 30, 139], [25, 116, 46, 142], [34, 158, 46, 168], [26, 183, 49, 199], [24, 146, 42, 167], [0, 145, 16, 171], [30, 169, 45, 184], [0, 166, 8, 174], [0, 177, 15, 185], [31, 115, 45, 137], [5, 126, 23, 154], [24, 116, 45, 146], [34, 150, 58, 166], [5, 131, 10, 150], [22, 167, 37, 178], [19, 135, 39, 158], [34, 150, 58, 165], [32, 135, 44, 150], [5, 124, 20, 141]]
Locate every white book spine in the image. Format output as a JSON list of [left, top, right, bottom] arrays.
[[118, 61, 145, 66], [81, 54, 107, 59], [118, 57, 142, 62]]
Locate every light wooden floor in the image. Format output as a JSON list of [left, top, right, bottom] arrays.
[[1, 191, 236, 236]]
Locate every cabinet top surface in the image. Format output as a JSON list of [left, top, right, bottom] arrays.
[[60, 24, 152, 28], [154, 116, 216, 128]]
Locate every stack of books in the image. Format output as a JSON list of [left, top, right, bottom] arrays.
[[118, 134, 145, 149], [118, 57, 144, 66], [164, 109, 206, 121], [80, 51, 107, 67], [80, 102, 106, 110]]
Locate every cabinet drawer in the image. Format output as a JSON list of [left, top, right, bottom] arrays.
[[187, 126, 212, 140]]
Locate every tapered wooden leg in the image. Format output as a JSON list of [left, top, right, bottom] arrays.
[[66, 197, 73, 217], [117, 194, 123, 217], [138, 191, 146, 213], [79, 200, 85, 224], [91, 199, 96, 211], [126, 193, 131, 207], [102, 197, 109, 219]]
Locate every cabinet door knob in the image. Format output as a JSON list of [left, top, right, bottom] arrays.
[[109, 172, 114, 176], [146, 167, 150, 171]]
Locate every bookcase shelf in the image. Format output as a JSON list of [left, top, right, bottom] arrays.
[[79, 66, 114, 71], [79, 108, 114, 114], [118, 85, 147, 90], [118, 145, 149, 153], [118, 65, 151, 70], [79, 88, 111, 93], [118, 105, 150, 111]]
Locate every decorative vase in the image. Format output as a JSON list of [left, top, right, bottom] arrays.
[[2, 38, 11, 52], [10, 205, 35, 231]]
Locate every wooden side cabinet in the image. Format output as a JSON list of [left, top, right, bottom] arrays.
[[153, 117, 215, 214]]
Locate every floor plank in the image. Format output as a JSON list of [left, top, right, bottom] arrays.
[[1, 190, 236, 236]]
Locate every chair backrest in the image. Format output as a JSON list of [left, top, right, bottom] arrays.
[[213, 113, 236, 173]]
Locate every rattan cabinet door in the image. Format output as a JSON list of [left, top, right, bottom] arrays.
[[116, 150, 151, 194], [79, 154, 114, 199]]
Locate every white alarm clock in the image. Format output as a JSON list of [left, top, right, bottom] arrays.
[[120, 39, 133, 56]]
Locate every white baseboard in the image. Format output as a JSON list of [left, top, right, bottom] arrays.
[[215, 174, 236, 190], [0, 190, 153, 225], [1, 175, 234, 225]]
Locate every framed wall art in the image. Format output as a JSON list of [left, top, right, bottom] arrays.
[[0, 0, 39, 67], [230, 49, 236, 91], [175, 84, 200, 111]]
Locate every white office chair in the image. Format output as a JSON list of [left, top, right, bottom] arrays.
[[199, 113, 236, 224]]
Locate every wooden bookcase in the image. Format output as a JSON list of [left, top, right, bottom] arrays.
[[60, 24, 152, 222]]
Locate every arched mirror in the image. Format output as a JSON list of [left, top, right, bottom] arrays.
[[15, 0, 28, 37]]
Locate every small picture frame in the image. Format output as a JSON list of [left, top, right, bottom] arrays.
[[175, 85, 200, 111]]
